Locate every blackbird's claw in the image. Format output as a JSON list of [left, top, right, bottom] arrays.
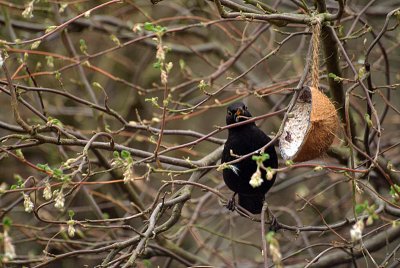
[[226, 199, 235, 211], [268, 212, 280, 232], [225, 193, 237, 211]]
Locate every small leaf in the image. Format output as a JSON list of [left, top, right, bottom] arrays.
[[328, 73, 343, 82], [121, 150, 131, 160], [143, 22, 166, 34], [144, 22, 155, 31], [358, 67, 366, 79], [142, 259, 152, 268], [355, 203, 366, 214], [338, 25, 344, 37], [47, 116, 63, 127], [79, 39, 88, 55], [55, 71, 61, 81], [46, 56, 54, 68], [145, 97, 159, 107], [110, 34, 121, 46], [53, 169, 63, 178], [153, 61, 161, 69], [15, 149, 24, 159], [23, 52, 29, 62], [92, 82, 104, 90], [266, 231, 275, 242], [68, 209, 75, 219], [31, 40, 41, 50], [179, 59, 186, 70], [45, 26, 57, 34], [364, 114, 373, 127], [14, 174, 23, 185], [2, 217, 12, 228], [285, 160, 294, 166], [260, 153, 270, 161]]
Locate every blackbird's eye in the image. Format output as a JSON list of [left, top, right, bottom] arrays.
[[227, 110, 232, 116]]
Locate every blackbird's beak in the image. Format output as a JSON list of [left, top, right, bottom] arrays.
[[234, 108, 243, 122]]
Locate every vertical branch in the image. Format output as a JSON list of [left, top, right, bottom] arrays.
[[363, 62, 373, 162], [316, 2, 346, 123], [261, 202, 268, 268], [2, 60, 32, 132], [154, 82, 168, 166], [344, 84, 358, 218], [153, 31, 170, 166], [319, 25, 346, 120]]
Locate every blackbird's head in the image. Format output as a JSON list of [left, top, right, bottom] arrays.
[[226, 102, 252, 125]]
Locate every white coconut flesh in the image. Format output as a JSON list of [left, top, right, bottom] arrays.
[[279, 100, 311, 160]]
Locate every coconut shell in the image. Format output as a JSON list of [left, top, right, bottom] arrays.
[[279, 86, 338, 162]]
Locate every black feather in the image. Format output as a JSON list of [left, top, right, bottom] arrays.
[[222, 102, 278, 214]]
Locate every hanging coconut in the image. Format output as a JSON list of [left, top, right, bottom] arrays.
[[279, 86, 338, 162]]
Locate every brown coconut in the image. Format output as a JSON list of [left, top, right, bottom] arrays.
[[279, 86, 338, 162]]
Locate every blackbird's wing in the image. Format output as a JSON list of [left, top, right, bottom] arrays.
[[222, 125, 278, 196]]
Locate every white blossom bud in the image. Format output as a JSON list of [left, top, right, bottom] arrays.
[[67, 220, 75, 237], [249, 168, 263, 188], [54, 189, 65, 210], [43, 181, 52, 200], [123, 165, 135, 183], [166, 62, 173, 73], [314, 165, 323, 171], [270, 243, 282, 268], [266, 168, 275, 181], [161, 69, 168, 85], [23, 193, 34, 213], [267, 232, 283, 268], [350, 220, 364, 242], [156, 44, 165, 62], [3, 230, 16, 261], [132, 23, 142, 33], [22, 1, 34, 18]]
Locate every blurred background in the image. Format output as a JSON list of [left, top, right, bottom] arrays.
[[0, 0, 400, 267]]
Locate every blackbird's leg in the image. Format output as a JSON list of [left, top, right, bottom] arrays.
[[226, 192, 237, 211], [267, 207, 280, 232]]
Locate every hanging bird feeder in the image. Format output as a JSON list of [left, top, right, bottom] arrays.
[[279, 86, 338, 162]]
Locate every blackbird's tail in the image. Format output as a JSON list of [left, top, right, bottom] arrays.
[[238, 194, 264, 214]]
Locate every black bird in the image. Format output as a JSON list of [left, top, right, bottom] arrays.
[[222, 102, 278, 214]]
